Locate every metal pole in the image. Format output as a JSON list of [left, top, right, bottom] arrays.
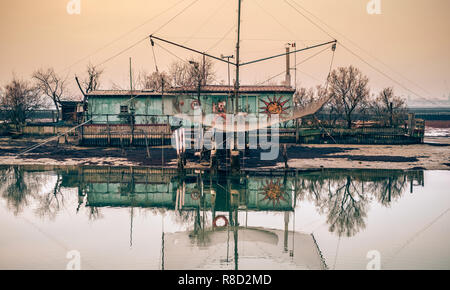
[[203, 53, 206, 86], [294, 43, 297, 90], [221, 55, 235, 114], [285, 46, 291, 86], [129, 57, 133, 92], [228, 60, 231, 113], [234, 0, 242, 150], [161, 80, 165, 165]]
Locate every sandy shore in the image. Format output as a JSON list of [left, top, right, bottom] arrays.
[[0, 136, 449, 170]]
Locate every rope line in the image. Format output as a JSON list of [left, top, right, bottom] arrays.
[[285, 0, 442, 107], [58, 0, 188, 74], [206, 24, 237, 53], [258, 45, 331, 85], [253, 0, 306, 48], [94, 0, 200, 69], [152, 0, 201, 35], [339, 43, 443, 107], [16, 92, 146, 157], [288, 0, 434, 98], [283, 0, 335, 40], [183, 0, 229, 46], [96, 36, 149, 68], [155, 42, 189, 64], [384, 207, 450, 267]]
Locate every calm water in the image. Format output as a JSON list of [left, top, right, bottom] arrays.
[[425, 127, 450, 137], [0, 165, 449, 270]]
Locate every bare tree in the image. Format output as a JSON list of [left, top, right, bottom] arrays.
[[83, 63, 103, 94], [327, 66, 370, 128], [1, 77, 42, 131], [294, 86, 323, 127], [371, 87, 407, 127], [169, 57, 215, 88], [32, 68, 67, 121], [294, 87, 316, 109], [138, 70, 172, 92]]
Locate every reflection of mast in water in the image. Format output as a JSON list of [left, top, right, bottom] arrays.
[[234, 208, 239, 271], [284, 211, 289, 253], [161, 214, 165, 270], [129, 207, 134, 249]]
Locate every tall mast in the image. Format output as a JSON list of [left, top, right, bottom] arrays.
[[233, 0, 242, 151], [235, 0, 241, 115]]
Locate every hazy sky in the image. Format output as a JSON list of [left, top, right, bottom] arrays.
[[1, 0, 449, 103]]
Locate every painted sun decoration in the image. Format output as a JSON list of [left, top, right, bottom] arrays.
[[260, 179, 287, 207], [260, 96, 291, 115]]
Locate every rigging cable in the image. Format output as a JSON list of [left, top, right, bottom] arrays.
[[283, 0, 335, 40], [16, 91, 147, 157], [59, 0, 188, 74], [153, 0, 201, 35], [288, 0, 434, 97], [252, 0, 306, 48], [150, 38, 159, 73], [285, 0, 442, 107], [206, 24, 237, 53], [333, 235, 342, 270], [95, 0, 201, 69], [384, 207, 450, 268], [258, 45, 331, 85], [15, 0, 204, 157], [96, 36, 149, 68], [155, 42, 190, 64], [183, 0, 230, 46], [339, 43, 443, 107], [313, 43, 338, 144]]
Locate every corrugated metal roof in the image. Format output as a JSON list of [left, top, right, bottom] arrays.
[[170, 85, 295, 93], [86, 90, 165, 97], [86, 85, 295, 97]]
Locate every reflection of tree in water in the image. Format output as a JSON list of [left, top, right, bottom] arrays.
[[172, 210, 196, 226], [367, 175, 407, 207], [0, 166, 87, 220], [294, 171, 413, 237], [34, 174, 65, 220], [0, 166, 419, 237], [322, 176, 367, 237], [295, 177, 326, 205], [85, 206, 103, 221], [0, 166, 55, 216], [0, 167, 29, 215]]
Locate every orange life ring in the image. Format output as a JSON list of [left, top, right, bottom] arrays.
[[213, 215, 229, 228], [191, 100, 201, 110], [190, 190, 200, 200]]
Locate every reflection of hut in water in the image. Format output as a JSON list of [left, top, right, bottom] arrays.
[[82, 167, 178, 209], [58, 166, 426, 246], [164, 227, 327, 270], [73, 167, 424, 218], [79, 167, 296, 212], [0, 165, 429, 269]]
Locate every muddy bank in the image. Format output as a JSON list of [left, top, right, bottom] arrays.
[[0, 136, 449, 170], [426, 120, 450, 128]]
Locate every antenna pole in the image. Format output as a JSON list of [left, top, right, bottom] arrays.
[[129, 57, 133, 93]]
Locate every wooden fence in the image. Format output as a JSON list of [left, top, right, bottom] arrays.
[[271, 126, 424, 145], [80, 123, 172, 147]]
